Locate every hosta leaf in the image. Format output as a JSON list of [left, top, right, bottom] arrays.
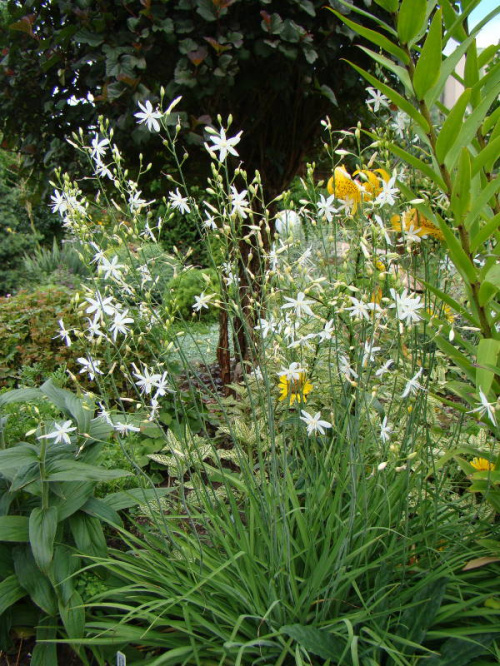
[[0, 516, 29, 542], [13, 546, 57, 615], [412, 9, 442, 100]]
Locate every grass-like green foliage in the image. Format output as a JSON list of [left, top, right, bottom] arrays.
[[23, 238, 91, 290]]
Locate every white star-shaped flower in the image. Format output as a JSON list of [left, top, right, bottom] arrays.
[[134, 100, 163, 132], [300, 410, 332, 436], [38, 420, 77, 445], [205, 126, 242, 162], [281, 292, 315, 318]]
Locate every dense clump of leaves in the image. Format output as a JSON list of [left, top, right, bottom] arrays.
[[0, 0, 383, 200]]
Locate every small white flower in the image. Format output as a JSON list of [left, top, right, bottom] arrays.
[[229, 186, 250, 218], [169, 188, 191, 214], [380, 415, 392, 443], [132, 364, 158, 395], [467, 388, 497, 426], [401, 367, 424, 398], [375, 174, 399, 207], [278, 362, 306, 381], [110, 309, 134, 341], [318, 319, 335, 342], [203, 213, 217, 230], [390, 288, 423, 325], [97, 402, 113, 425], [38, 420, 77, 445], [338, 354, 358, 380], [362, 341, 381, 366], [114, 422, 141, 435], [193, 292, 216, 312], [50, 190, 68, 215], [374, 214, 393, 246], [54, 319, 71, 347], [205, 126, 242, 162], [98, 255, 126, 281], [316, 194, 338, 222], [77, 356, 104, 381], [90, 134, 109, 160], [300, 410, 332, 436], [134, 99, 163, 132], [86, 315, 104, 339], [345, 297, 371, 321], [377, 461, 388, 472], [287, 333, 317, 350], [375, 359, 394, 378], [281, 292, 315, 318], [255, 318, 276, 339], [95, 159, 113, 180], [391, 111, 410, 139], [275, 210, 301, 236], [366, 87, 389, 112], [85, 291, 116, 319]]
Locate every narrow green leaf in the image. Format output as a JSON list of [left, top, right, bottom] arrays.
[[450, 148, 472, 220], [422, 280, 480, 327], [471, 135, 500, 177], [0, 574, 26, 614], [81, 496, 122, 526], [331, 12, 410, 64], [334, 0, 398, 35], [348, 64, 430, 134], [478, 263, 500, 307], [435, 88, 471, 164], [445, 81, 500, 172], [464, 174, 500, 229], [433, 336, 476, 383], [357, 46, 412, 93], [374, 0, 399, 13], [388, 142, 446, 189], [29, 506, 58, 573], [397, 0, 427, 45], [476, 339, 500, 395], [0, 516, 29, 542], [464, 40, 480, 107], [280, 624, 345, 661], [471, 213, 500, 253], [413, 9, 442, 100], [431, 215, 477, 284], [482, 105, 500, 136], [440, 0, 467, 41]]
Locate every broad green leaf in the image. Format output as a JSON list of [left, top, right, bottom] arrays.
[[412, 9, 442, 100], [0, 574, 26, 614], [435, 88, 471, 164], [0, 388, 43, 407], [59, 590, 85, 639], [69, 512, 107, 558], [10, 463, 41, 493], [51, 545, 80, 606], [100, 487, 174, 511], [331, 12, 410, 64], [0, 444, 39, 476], [471, 213, 500, 253], [0, 515, 29, 542], [51, 481, 95, 521], [13, 546, 57, 615], [29, 506, 58, 573], [399, 578, 448, 646], [41, 379, 92, 433], [478, 262, 500, 306], [348, 65, 430, 134], [476, 339, 500, 395], [46, 459, 131, 482], [81, 496, 122, 526], [31, 617, 58, 666], [450, 148, 472, 219], [397, 0, 426, 45], [280, 624, 345, 661]]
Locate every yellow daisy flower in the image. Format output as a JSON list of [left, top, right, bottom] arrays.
[[278, 373, 313, 405], [470, 457, 495, 472]]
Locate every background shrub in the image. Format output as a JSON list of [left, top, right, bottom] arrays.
[[164, 268, 219, 321]]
